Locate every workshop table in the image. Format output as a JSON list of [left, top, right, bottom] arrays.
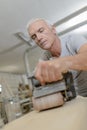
[[2, 96, 87, 130]]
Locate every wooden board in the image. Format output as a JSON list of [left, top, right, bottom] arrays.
[[2, 96, 87, 130]]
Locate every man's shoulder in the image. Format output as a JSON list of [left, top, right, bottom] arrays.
[[60, 33, 87, 41], [60, 33, 75, 40]]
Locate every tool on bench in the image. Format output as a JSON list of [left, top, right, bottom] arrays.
[[28, 72, 76, 111]]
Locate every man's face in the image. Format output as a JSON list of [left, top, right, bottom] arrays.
[[28, 20, 56, 50]]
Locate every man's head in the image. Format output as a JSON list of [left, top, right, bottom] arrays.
[[27, 18, 57, 50]]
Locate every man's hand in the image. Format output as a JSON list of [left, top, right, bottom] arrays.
[[34, 59, 69, 85]]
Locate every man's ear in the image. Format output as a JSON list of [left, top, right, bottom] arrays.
[[52, 26, 57, 34]]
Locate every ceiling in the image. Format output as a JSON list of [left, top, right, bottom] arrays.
[[0, 0, 87, 74]]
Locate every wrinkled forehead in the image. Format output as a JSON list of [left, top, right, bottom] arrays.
[[28, 20, 50, 35]]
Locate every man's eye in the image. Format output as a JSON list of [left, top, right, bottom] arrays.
[[39, 28, 44, 33], [31, 35, 36, 40]]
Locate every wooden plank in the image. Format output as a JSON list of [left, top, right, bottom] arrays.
[[2, 96, 87, 130]]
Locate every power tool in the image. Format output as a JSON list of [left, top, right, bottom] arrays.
[[28, 72, 76, 111]]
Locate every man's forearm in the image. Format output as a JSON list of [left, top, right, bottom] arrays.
[[34, 51, 87, 84], [62, 52, 87, 71]]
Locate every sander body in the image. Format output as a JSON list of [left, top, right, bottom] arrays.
[[28, 72, 76, 111]]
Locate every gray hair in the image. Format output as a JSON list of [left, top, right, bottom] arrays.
[[26, 18, 53, 32]]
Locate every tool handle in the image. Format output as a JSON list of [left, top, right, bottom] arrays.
[[63, 72, 76, 99], [28, 75, 41, 87]]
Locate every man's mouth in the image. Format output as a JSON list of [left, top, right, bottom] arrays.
[[40, 40, 47, 46]]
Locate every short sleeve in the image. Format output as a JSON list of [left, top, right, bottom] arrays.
[[68, 34, 87, 52]]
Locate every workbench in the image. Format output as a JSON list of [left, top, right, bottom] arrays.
[[2, 96, 87, 130]]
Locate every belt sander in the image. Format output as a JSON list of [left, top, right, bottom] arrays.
[[28, 72, 76, 111]]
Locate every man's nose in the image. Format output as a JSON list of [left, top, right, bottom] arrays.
[[36, 33, 42, 40]]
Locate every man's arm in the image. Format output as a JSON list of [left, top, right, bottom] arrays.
[[35, 43, 87, 85], [61, 43, 87, 71]]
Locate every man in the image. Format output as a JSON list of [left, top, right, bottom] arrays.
[[27, 18, 87, 97]]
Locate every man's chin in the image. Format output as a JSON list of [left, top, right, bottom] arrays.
[[42, 46, 50, 50], [41, 44, 51, 50]]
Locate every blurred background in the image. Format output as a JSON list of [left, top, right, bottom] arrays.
[[0, 0, 87, 127]]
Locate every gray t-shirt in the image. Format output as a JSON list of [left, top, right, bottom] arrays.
[[40, 34, 87, 97]]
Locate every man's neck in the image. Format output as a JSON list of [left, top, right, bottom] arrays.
[[50, 37, 61, 57]]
